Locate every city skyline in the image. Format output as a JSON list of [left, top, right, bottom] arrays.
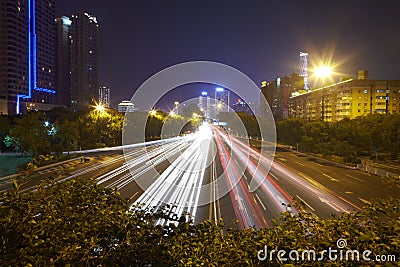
[[56, 1, 400, 108]]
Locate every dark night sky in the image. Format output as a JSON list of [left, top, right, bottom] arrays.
[[56, 1, 400, 110]]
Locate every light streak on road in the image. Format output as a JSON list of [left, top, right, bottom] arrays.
[[131, 124, 213, 226], [213, 127, 267, 229], [97, 137, 193, 189], [216, 128, 297, 215], [57, 123, 361, 228]]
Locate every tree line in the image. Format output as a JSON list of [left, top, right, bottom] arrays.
[[0, 105, 204, 160], [0, 107, 124, 157], [276, 114, 400, 163]]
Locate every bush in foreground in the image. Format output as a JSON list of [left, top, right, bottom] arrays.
[[1, 179, 399, 266]]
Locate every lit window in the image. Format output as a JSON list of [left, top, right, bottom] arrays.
[[364, 89, 368, 94]]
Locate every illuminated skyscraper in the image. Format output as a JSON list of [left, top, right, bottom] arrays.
[[299, 52, 310, 91], [70, 12, 99, 107], [99, 86, 110, 108], [0, 0, 56, 114], [198, 91, 210, 118], [56, 16, 72, 107], [215, 87, 230, 115]]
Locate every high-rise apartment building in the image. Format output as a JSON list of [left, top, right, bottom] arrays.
[[259, 73, 304, 120], [69, 13, 99, 107], [289, 71, 400, 121], [55, 16, 71, 107], [215, 87, 230, 113], [0, 0, 56, 114], [198, 91, 210, 118], [99, 86, 110, 108]]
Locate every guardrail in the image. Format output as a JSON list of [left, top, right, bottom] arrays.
[[356, 164, 399, 178]]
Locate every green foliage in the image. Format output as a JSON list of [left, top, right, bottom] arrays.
[[1, 178, 399, 266], [77, 109, 124, 149], [276, 114, 400, 161], [0, 115, 12, 151], [9, 112, 51, 156], [181, 103, 204, 119], [55, 119, 79, 154]]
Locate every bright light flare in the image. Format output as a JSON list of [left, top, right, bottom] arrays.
[[314, 66, 333, 78], [149, 109, 157, 116], [198, 123, 212, 139], [96, 104, 105, 112]]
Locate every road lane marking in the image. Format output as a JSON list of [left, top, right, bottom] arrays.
[[129, 191, 139, 201], [269, 172, 278, 181], [255, 193, 267, 210], [294, 161, 305, 166], [319, 197, 340, 212], [345, 174, 365, 182], [296, 195, 315, 211], [338, 196, 362, 211], [358, 197, 371, 205], [322, 173, 339, 181]]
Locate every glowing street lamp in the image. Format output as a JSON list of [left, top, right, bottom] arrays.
[[149, 109, 157, 117], [314, 66, 333, 80], [95, 104, 105, 113]]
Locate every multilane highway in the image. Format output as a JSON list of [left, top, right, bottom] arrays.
[[6, 123, 400, 229]]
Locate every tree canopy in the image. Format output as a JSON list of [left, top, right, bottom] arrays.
[[1, 178, 399, 266]]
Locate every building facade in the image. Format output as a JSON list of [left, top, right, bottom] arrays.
[[260, 73, 304, 120], [99, 86, 110, 108], [70, 12, 99, 107], [289, 72, 400, 121], [198, 92, 210, 118], [0, 0, 56, 114], [55, 16, 71, 107], [232, 99, 252, 114], [117, 100, 137, 113]]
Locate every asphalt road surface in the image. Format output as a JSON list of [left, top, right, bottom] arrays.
[[4, 124, 400, 229]]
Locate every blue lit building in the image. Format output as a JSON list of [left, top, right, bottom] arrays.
[[0, 0, 57, 114], [215, 87, 230, 113]]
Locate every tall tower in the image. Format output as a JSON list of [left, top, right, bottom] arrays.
[[55, 16, 72, 107], [99, 86, 110, 108], [299, 52, 309, 91], [198, 91, 210, 118], [0, 0, 56, 114], [70, 12, 99, 107], [215, 87, 230, 114]]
